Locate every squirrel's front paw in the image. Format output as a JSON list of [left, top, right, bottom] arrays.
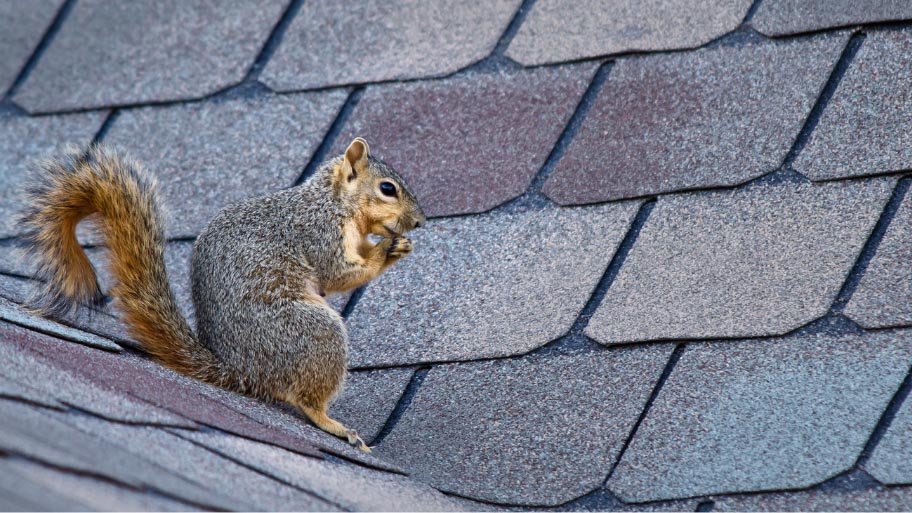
[[387, 236, 413, 259]]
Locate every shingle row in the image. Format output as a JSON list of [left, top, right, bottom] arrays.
[[0, 320, 464, 510], [3, 29, 910, 234], [6, 0, 912, 116]]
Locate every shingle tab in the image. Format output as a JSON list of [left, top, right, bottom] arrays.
[[329, 368, 413, 443], [0, 264, 140, 349], [0, 400, 239, 510], [753, 0, 912, 37], [865, 392, 912, 485], [0, 374, 62, 410], [505, 0, 752, 66], [94, 92, 348, 239], [713, 484, 912, 511], [0, 297, 121, 352], [586, 180, 893, 345], [12, 321, 321, 459], [794, 30, 912, 181], [0, 322, 194, 427], [12, 0, 288, 113], [845, 187, 912, 328], [192, 381, 404, 472], [334, 64, 598, 217], [0, 0, 62, 93], [0, 112, 107, 238], [57, 413, 334, 511], [262, 0, 521, 91], [347, 203, 641, 367], [607, 332, 912, 502], [376, 346, 675, 506], [0, 274, 35, 303], [543, 34, 848, 205], [177, 429, 469, 511], [0, 458, 195, 512]]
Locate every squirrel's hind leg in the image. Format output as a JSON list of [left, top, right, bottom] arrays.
[[296, 402, 371, 453]]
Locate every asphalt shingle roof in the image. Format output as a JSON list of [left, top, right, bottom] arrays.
[[793, 28, 912, 181], [586, 179, 894, 344], [752, 0, 912, 36], [2, 1, 912, 511], [12, 0, 289, 113], [261, 0, 522, 90], [332, 64, 598, 218], [542, 34, 847, 204], [505, 0, 754, 65], [0, 112, 106, 238]]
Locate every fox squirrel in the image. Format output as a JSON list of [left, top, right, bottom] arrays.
[[21, 138, 425, 452]]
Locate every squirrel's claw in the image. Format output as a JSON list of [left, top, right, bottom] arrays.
[[345, 428, 372, 453], [387, 236, 413, 258]]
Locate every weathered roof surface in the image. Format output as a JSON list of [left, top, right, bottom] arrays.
[[12, 0, 290, 113], [261, 0, 521, 91], [542, 34, 847, 204], [2, 0, 912, 511], [793, 29, 912, 181], [753, 0, 912, 36], [505, 0, 753, 65]]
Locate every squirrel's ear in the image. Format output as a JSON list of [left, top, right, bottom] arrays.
[[335, 137, 370, 186]]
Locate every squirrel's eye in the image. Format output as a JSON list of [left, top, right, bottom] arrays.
[[379, 181, 398, 198]]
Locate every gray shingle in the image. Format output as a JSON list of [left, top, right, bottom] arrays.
[[0, 274, 34, 303], [845, 187, 912, 328], [195, 382, 404, 473], [607, 332, 912, 502], [586, 180, 893, 345], [12, 0, 288, 113], [543, 34, 848, 205], [0, 322, 193, 427], [713, 485, 912, 512], [865, 391, 912, 485], [262, 0, 521, 91], [176, 429, 470, 511], [0, 273, 136, 349], [505, 0, 752, 66], [376, 346, 675, 506], [794, 29, 912, 181], [1, 458, 197, 512], [0, 112, 107, 238], [330, 368, 413, 443], [0, 241, 26, 276], [0, 0, 63, 93], [11, 320, 321, 459], [93, 91, 348, 239], [347, 203, 641, 367], [0, 374, 62, 410], [753, 0, 912, 36], [0, 458, 83, 512], [0, 297, 121, 352], [57, 413, 335, 511], [0, 400, 239, 510], [333, 64, 598, 217]]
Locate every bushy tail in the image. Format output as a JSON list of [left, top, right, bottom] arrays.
[[21, 144, 221, 382]]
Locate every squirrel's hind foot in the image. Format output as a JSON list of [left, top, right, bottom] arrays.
[[345, 428, 372, 453], [296, 403, 372, 453]]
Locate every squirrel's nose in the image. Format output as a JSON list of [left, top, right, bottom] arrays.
[[414, 219, 423, 229]]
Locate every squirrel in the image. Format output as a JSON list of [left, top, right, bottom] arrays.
[[21, 138, 425, 452]]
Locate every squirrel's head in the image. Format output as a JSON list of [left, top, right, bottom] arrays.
[[332, 137, 426, 237]]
